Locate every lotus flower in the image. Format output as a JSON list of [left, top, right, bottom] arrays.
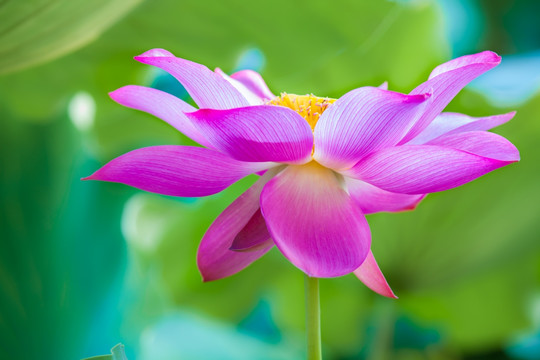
[[84, 49, 519, 298]]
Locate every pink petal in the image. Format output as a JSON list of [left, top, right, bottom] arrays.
[[198, 175, 275, 281], [229, 209, 273, 252], [134, 49, 249, 110], [407, 111, 515, 145], [353, 251, 397, 299], [399, 51, 501, 144], [109, 85, 212, 147], [260, 162, 371, 277], [346, 178, 425, 214], [426, 131, 520, 162], [345, 144, 517, 195], [429, 51, 501, 79], [215, 68, 264, 105], [186, 106, 313, 164], [230, 69, 275, 101], [83, 145, 271, 197], [215, 68, 275, 104], [313, 87, 431, 170]]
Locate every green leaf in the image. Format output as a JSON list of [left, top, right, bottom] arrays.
[[0, 107, 133, 359], [0, 0, 447, 121], [137, 313, 302, 360], [111, 344, 128, 360], [82, 343, 128, 360], [0, 0, 142, 75]]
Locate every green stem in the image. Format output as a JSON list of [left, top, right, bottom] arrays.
[[305, 274, 322, 360]]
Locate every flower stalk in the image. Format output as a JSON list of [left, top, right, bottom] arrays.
[[305, 274, 322, 360]]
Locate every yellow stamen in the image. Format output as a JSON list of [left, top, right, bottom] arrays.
[[268, 93, 336, 130]]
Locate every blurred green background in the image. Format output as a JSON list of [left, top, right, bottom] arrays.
[[1, 0, 540, 359]]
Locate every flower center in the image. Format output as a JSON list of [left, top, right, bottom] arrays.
[[268, 93, 336, 130]]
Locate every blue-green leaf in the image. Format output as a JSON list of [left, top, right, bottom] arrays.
[[82, 343, 127, 360]]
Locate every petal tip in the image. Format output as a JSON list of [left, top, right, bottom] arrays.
[[81, 168, 103, 181], [81, 174, 94, 181], [354, 251, 397, 298], [403, 194, 427, 211], [502, 142, 521, 162], [199, 265, 235, 282], [108, 87, 127, 101], [377, 283, 399, 299], [483, 50, 502, 64], [400, 90, 432, 104], [200, 274, 213, 283], [368, 279, 398, 299], [197, 259, 219, 283], [135, 48, 175, 60], [466, 50, 501, 66], [416, 91, 432, 102], [108, 89, 119, 98], [378, 81, 389, 90], [504, 110, 517, 120]]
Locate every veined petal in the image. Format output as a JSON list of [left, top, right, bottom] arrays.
[[109, 85, 212, 147], [198, 172, 277, 281], [353, 251, 397, 299], [134, 49, 249, 109], [229, 209, 273, 252], [260, 162, 371, 277], [400, 51, 501, 144], [215, 68, 264, 105], [230, 69, 275, 101], [186, 106, 313, 164], [345, 144, 517, 195], [429, 51, 501, 79], [313, 87, 431, 170], [83, 146, 271, 197], [216, 68, 275, 104], [346, 178, 425, 214], [407, 111, 515, 145], [426, 131, 520, 161]]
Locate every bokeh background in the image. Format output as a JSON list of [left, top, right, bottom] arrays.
[[1, 0, 540, 359]]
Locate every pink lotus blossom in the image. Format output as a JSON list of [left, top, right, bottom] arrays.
[[84, 49, 519, 298]]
